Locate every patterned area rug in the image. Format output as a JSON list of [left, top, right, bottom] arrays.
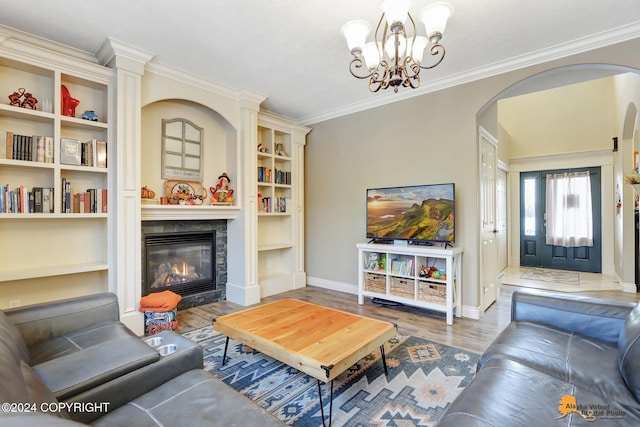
[[521, 268, 580, 284], [183, 325, 479, 426]]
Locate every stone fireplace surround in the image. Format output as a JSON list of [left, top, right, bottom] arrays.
[[141, 219, 227, 310]]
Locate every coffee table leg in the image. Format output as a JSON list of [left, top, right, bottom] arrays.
[[222, 336, 230, 366], [380, 344, 389, 376], [317, 379, 334, 427]]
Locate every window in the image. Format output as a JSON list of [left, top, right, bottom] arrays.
[[545, 171, 593, 247], [162, 118, 203, 180]]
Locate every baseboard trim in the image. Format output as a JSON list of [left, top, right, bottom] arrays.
[[462, 305, 482, 320], [308, 276, 478, 320], [226, 281, 261, 306], [306, 276, 357, 295]]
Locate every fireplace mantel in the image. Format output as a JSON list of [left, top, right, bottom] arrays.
[[141, 205, 240, 221]]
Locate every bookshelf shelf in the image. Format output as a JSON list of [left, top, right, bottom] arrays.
[[0, 262, 108, 283]]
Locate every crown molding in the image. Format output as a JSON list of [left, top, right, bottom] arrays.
[[97, 38, 155, 74], [299, 21, 640, 125], [145, 60, 266, 107], [0, 24, 98, 64]]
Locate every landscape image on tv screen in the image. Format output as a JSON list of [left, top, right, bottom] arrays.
[[367, 183, 455, 243]]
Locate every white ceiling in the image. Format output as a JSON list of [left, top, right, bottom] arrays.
[[1, 0, 640, 124]]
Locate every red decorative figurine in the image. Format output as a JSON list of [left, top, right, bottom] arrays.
[[61, 85, 79, 117], [8, 88, 38, 110]]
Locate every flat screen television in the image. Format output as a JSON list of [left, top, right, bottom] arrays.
[[366, 183, 455, 245]]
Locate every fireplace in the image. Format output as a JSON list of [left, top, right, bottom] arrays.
[[141, 220, 227, 309], [144, 232, 215, 296]]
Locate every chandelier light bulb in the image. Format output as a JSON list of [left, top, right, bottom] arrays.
[[362, 42, 381, 69], [420, 2, 454, 42], [382, 0, 411, 27], [408, 36, 428, 63], [341, 20, 371, 54], [384, 34, 407, 60]]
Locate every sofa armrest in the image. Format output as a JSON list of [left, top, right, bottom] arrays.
[[511, 289, 635, 343], [66, 331, 203, 424], [5, 293, 120, 348]]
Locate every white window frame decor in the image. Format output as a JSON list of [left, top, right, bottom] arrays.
[[161, 118, 203, 181]]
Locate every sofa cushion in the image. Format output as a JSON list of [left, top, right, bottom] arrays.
[[67, 331, 204, 424], [0, 413, 84, 426], [28, 321, 138, 366], [5, 293, 120, 349], [91, 369, 285, 427], [0, 309, 30, 362], [437, 358, 640, 427], [618, 303, 640, 403], [479, 321, 637, 405], [34, 335, 160, 401]]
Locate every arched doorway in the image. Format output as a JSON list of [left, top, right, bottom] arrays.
[[477, 64, 640, 293]]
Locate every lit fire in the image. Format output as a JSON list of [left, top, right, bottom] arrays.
[[173, 261, 189, 276]]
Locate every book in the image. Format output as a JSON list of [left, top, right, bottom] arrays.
[[96, 140, 107, 168], [44, 137, 54, 163], [33, 187, 43, 213], [60, 138, 82, 165], [5, 131, 12, 159], [101, 188, 107, 213], [42, 187, 51, 213], [33, 135, 46, 162], [87, 188, 96, 213]]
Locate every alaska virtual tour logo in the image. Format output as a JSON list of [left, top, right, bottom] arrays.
[[556, 395, 626, 422]]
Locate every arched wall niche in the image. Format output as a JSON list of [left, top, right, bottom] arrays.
[[141, 98, 237, 200]]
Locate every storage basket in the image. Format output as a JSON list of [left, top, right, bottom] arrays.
[[364, 273, 386, 294], [418, 282, 446, 304], [390, 277, 414, 298]]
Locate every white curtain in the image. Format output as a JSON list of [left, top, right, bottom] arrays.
[[545, 171, 593, 247]]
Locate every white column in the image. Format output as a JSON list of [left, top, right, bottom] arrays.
[[292, 128, 310, 289], [97, 39, 154, 335], [226, 93, 264, 305]]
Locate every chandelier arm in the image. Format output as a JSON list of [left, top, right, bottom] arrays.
[[419, 43, 446, 70], [348, 57, 375, 79]]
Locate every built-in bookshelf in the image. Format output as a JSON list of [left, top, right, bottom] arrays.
[[256, 113, 309, 297], [0, 51, 113, 292]]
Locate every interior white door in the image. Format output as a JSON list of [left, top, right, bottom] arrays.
[[496, 167, 508, 272], [480, 128, 498, 312]]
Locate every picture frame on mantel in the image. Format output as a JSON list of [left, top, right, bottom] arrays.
[[161, 118, 203, 181]]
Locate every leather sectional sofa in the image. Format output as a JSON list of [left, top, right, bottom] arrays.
[[0, 292, 284, 426], [437, 288, 640, 426]]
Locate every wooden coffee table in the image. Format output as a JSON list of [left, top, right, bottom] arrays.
[[213, 298, 397, 426]]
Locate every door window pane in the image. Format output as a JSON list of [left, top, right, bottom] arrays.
[[523, 178, 536, 236]]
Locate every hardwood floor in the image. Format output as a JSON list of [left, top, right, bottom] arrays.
[[175, 285, 640, 354]]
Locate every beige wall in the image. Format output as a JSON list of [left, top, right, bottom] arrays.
[[498, 77, 616, 158], [305, 38, 640, 313], [612, 73, 640, 284]]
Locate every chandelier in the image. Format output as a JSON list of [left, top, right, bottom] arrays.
[[341, 0, 453, 93]]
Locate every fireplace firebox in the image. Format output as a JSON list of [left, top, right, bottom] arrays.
[[143, 232, 215, 297]]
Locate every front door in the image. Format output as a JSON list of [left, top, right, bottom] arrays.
[[520, 167, 601, 272]]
